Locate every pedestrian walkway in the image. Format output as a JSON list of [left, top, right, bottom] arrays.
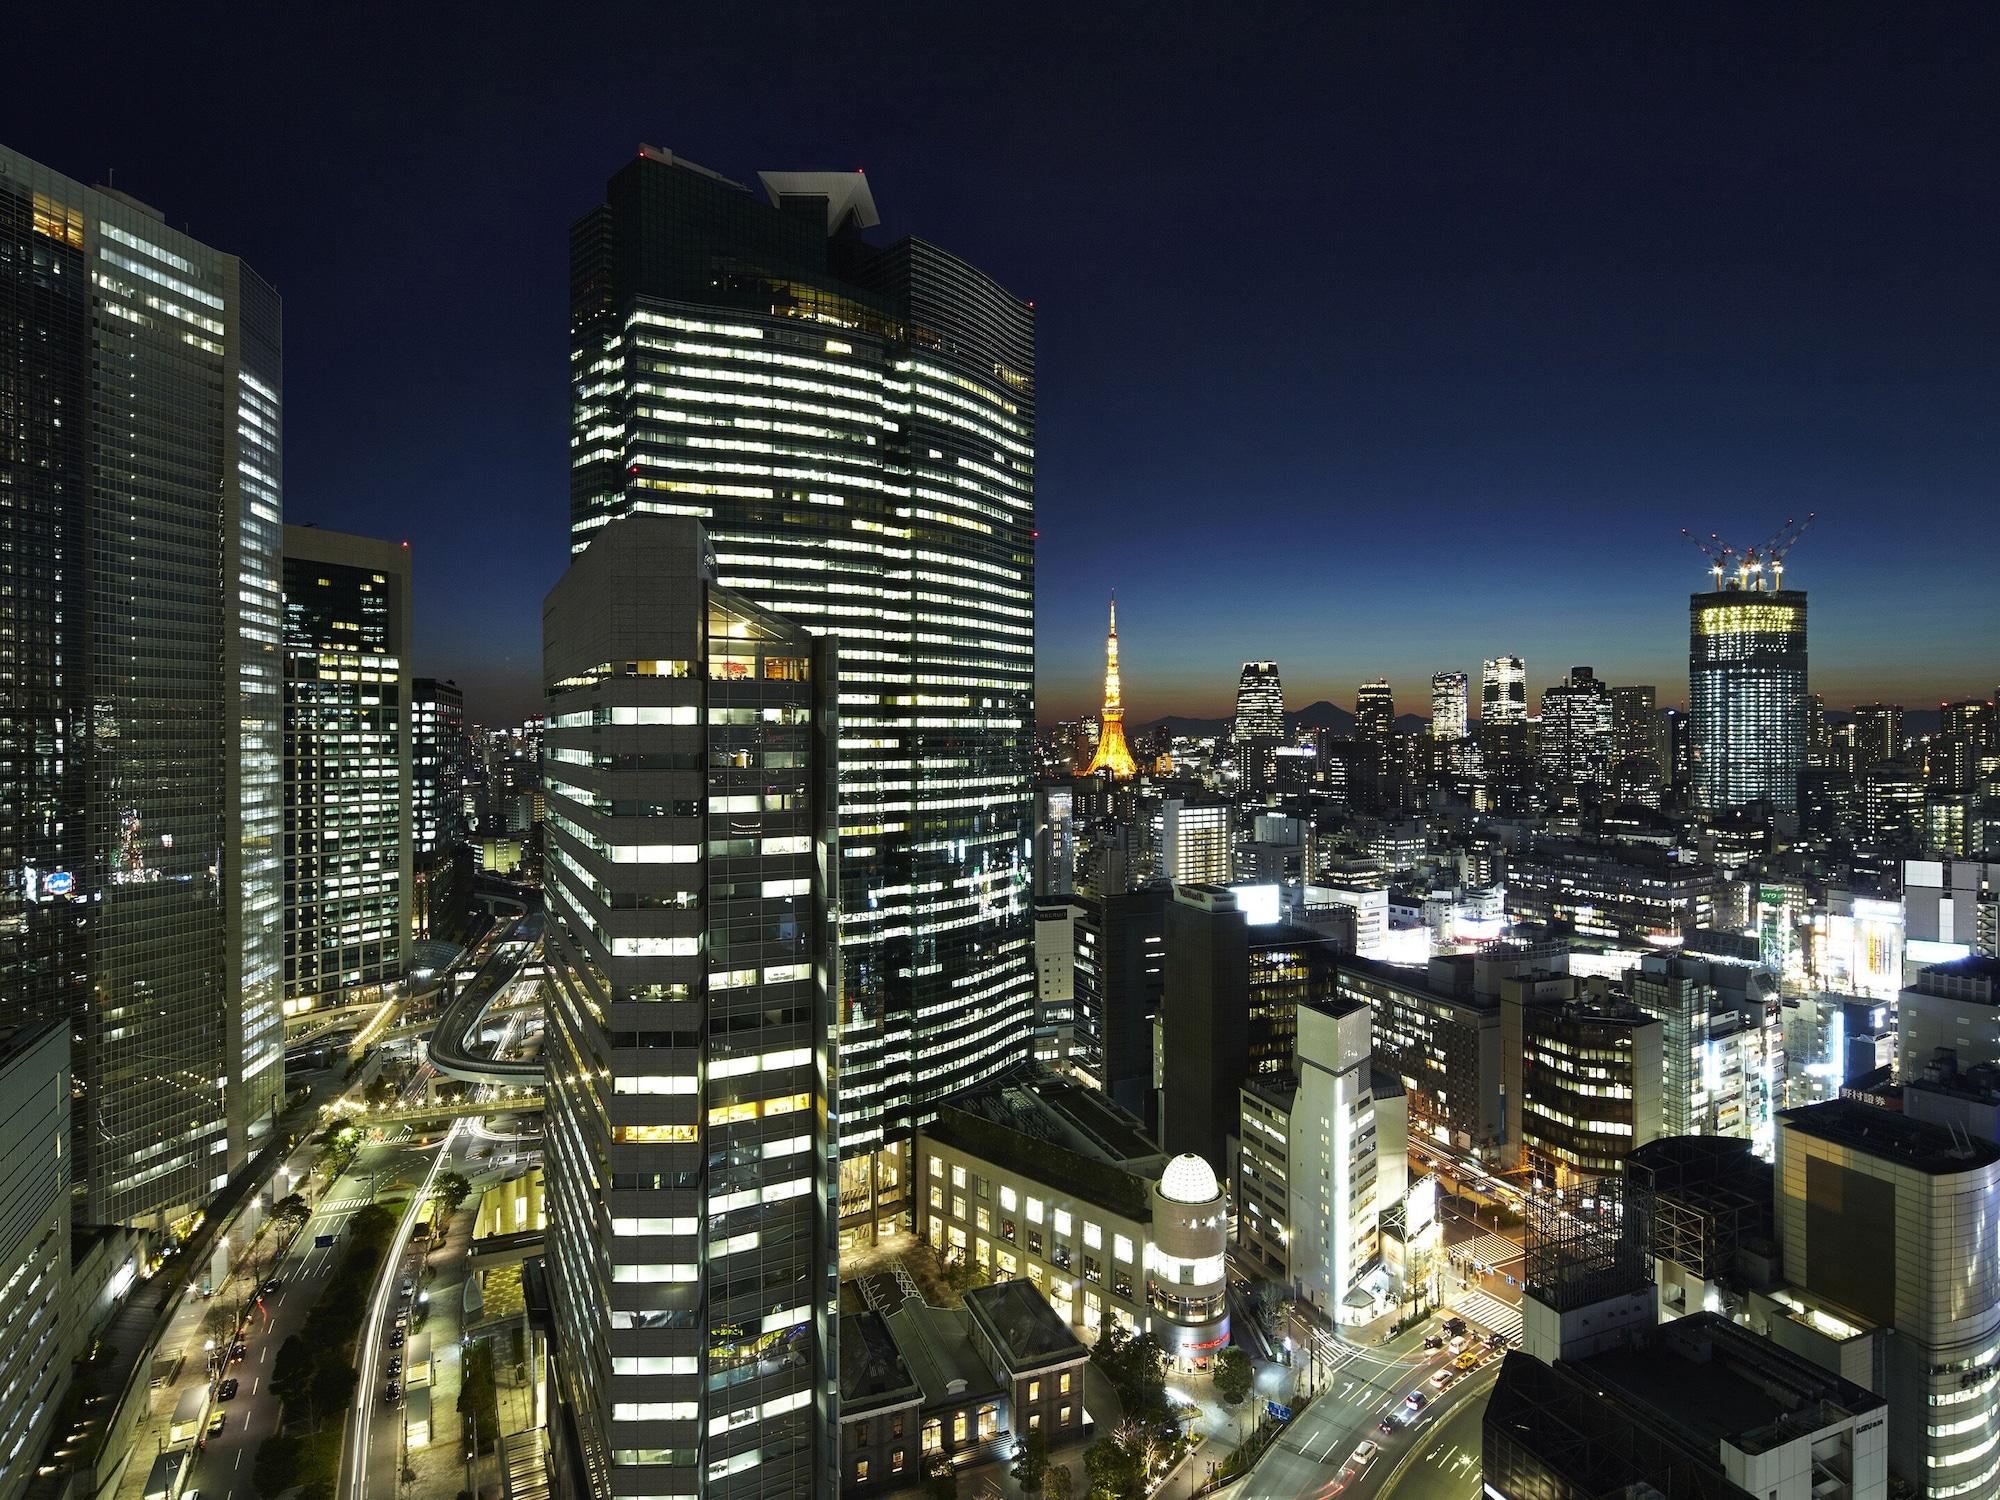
[[1449, 1288, 1522, 1343], [1448, 1231, 1524, 1270]]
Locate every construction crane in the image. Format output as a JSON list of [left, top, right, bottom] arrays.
[[1758, 512, 1815, 591], [1680, 513, 1814, 591], [1680, 528, 1735, 590]]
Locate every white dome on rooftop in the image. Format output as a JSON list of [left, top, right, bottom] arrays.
[[1158, 1153, 1221, 1205]]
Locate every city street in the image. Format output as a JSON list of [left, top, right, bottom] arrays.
[[122, 1125, 442, 1500], [1372, 1381, 1490, 1500]]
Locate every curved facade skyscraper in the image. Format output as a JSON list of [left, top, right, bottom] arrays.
[[1233, 660, 1284, 742], [568, 148, 1035, 1238], [1690, 582, 1807, 815]]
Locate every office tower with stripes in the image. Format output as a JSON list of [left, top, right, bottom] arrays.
[[570, 148, 1035, 1238], [542, 516, 837, 1500], [0, 146, 284, 1227], [1430, 670, 1469, 740], [280, 526, 413, 1015]]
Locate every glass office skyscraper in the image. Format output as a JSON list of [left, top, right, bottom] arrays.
[[281, 527, 412, 1014], [570, 147, 1035, 1238], [0, 145, 283, 1227], [1690, 582, 1808, 815]]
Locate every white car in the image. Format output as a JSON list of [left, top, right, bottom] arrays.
[[1350, 1440, 1379, 1468]]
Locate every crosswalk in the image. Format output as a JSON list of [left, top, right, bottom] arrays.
[[1450, 1231, 1525, 1270], [1451, 1287, 1523, 1344]]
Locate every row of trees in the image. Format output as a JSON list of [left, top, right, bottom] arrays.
[[460, 1338, 501, 1456]]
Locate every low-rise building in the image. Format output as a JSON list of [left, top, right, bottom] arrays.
[[837, 1282, 1091, 1496], [916, 1081, 1227, 1369]]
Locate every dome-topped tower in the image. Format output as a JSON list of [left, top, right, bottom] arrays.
[[1150, 1153, 1228, 1368], [1159, 1152, 1221, 1206]]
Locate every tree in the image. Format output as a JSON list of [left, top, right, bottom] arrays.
[[1044, 1462, 1075, 1500], [922, 1465, 959, 1500], [432, 1169, 474, 1221], [1013, 1429, 1050, 1493], [364, 1074, 399, 1109], [271, 1334, 317, 1420], [273, 1192, 313, 1242], [1092, 1323, 1172, 1426], [1082, 1435, 1144, 1500], [201, 1303, 238, 1347], [1212, 1345, 1254, 1406]]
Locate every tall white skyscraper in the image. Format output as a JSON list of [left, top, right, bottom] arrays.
[[1482, 655, 1527, 724]]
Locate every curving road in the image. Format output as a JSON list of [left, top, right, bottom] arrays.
[[427, 927, 543, 1085]]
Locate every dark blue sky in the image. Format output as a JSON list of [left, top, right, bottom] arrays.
[[10, 4, 1996, 723]]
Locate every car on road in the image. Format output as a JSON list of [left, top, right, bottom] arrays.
[[388, 1329, 405, 1348], [1404, 1390, 1428, 1411], [217, 1379, 239, 1401], [1486, 1331, 1508, 1349], [384, 1380, 401, 1401], [1350, 1440, 1378, 1468], [1448, 1334, 1470, 1352], [1442, 1316, 1468, 1336], [1422, 1334, 1445, 1349], [1431, 1369, 1456, 1389], [387, 1356, 403, 1376], [1455, 1351, 1481, 1370], [1378, 1418, 1398, 1435], [261, 1277, 283, 1294], [228, 1341, 246, 1363], [207, 1410, 226, 1437]]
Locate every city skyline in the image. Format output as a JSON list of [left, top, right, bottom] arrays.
[[7, 9, 2000, 1500], [3, 8, 1994, 724]]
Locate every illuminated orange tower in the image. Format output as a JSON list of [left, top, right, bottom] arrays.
[[1084, 596, 1139, 779]]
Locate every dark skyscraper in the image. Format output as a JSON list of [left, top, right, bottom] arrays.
[[0, 146, 284, 1226], [568, 147, 1034, 1238], [1690, 577, 1808, 815], [542, 516, 836, 1500]]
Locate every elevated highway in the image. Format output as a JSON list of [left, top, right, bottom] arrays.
[[427, 919, 545, 1086]]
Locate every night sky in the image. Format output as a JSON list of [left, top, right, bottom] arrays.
[[8, 5, 1996, 724]]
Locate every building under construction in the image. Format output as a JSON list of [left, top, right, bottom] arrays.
[[1626, 1136, 1776, 1319], [1522, 1176, 1650, 1316]]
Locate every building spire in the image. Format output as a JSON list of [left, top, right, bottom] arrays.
[[1084, 594, 1138, 778]]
